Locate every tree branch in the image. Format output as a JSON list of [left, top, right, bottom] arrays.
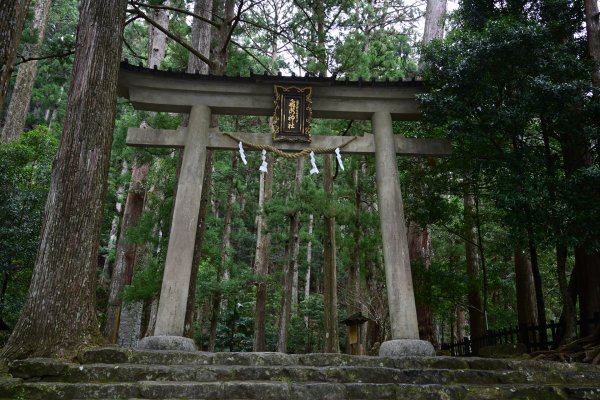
[[129, 0, 222, 25], [123, 38, 146, 62], [129, 5, 213, 69], [230, 39, 271, 72], [14, 50, 75, 66], [221, 0, 245, 53]]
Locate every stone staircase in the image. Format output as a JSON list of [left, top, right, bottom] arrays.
[[1, 347, 600, 399]]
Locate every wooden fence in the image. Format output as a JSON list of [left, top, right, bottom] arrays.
[[441, 313, 600, 356]]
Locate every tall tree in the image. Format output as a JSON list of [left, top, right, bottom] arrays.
[[322, 154, 339, 353], [1, 0, 52, 142], [277, 157, 304, 353], [252, 153, 274, 351], [463, 188, 486, 341], [104, 163, 149, 342], [514, 247, 538, 341], [106, 1, 171, 344], [0, 0, 128, 360], [0, 0, 31, 111], [584, 0, 600, 87], [208, 155, 237, 351]]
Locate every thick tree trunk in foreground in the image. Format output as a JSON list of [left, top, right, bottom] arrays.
[[253, 153, 274, 351], [0, 0, 31, 112], [323, 154, 339, 353], [1, 0, 51, 142], [464, 190, 485, 343], [0, 0, 127, 360], [104, 164, 149, 342]]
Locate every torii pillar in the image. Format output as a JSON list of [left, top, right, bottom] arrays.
[[373, 111, 435, 357], [138, 105, 210, 351]]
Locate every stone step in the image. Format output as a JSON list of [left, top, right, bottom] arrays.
[[9, 358, 600, 386], [2, 380, 600, 400], [78, 347, 600, 373]]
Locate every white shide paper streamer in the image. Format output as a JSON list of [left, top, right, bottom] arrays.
[[259, 149, 268, 173], [239, 142, 247, 165], [309, 151, 319, 174]]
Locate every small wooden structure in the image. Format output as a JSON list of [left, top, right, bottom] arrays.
[[342, 312, 370, 355]]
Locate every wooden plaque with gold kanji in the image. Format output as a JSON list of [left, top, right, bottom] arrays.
[[273, 85, 312, 142]]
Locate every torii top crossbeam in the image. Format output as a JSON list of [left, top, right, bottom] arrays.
[[118, 61, 423, 120], [116, 61, 448, 356]]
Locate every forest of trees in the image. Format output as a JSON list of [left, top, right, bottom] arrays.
[[0, 0, 599, 363]]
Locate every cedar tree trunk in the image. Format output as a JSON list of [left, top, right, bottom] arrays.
[[0, 0, 31, 112], [252, 152, 274, 351], [323, 154, 339, 353], [1, 0, 51, 142], [0, 0, 128, 360]]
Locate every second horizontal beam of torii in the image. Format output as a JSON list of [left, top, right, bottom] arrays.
[[126, 127, 451, 156]]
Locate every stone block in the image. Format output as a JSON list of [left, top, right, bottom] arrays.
[[136, 335, 197, 351], [379, 339, 436, 358]]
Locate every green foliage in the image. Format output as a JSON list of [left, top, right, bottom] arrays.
[[0, 127, 58, 327], [122, 258, 163, 303]]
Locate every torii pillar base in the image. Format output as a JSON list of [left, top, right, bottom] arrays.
[[379, 339, 435, 357], [137, 335, 197, 351]]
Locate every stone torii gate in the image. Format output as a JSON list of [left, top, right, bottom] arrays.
[[117, 62, 450, 356]]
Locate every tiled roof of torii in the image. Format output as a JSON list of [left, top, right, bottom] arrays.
[[118, 60, 424, 119], [120, 60, 425, 88]]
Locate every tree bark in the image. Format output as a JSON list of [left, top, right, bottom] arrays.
[[104, 164, 149, 343], [0, 0, 31, 112], [514, 246, 538, 342], [189, 0, 213, 74], [147, 0, 170, 68], [584, 0, 600, 87], [422, 0, 447, 45], [556, 244, 577, 344], [252, 152, 273, 351], [323, 154, 339, 353], [348, 169, 361, 314], [1, 0, 51, 142], [0, 0, 128, 360]]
